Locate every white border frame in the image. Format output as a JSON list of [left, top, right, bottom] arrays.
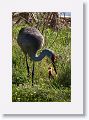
[[0, 0, 83, 114]]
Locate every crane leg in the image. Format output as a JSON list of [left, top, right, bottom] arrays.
[[32, 61, 35, 86], [25, 55, 30, 77]]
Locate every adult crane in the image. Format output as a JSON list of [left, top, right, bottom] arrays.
[[17, 27, 57, 86]]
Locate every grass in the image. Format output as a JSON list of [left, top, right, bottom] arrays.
[[12, 24, 71, 102]]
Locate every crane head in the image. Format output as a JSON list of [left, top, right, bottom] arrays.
[[51, 54, 57, 74]]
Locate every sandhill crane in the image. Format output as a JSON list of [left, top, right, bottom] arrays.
[[17, 27, 57, 86]]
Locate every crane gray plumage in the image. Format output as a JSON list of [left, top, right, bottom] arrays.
[[17, 27, 44, 56], [17, 27, 57, 86]]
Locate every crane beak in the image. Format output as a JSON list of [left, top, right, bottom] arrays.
[[51, 54, 57, 74], [52, 61, 57, 74]]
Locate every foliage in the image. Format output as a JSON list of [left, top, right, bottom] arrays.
[[12, 19, 71, 102], [12, 84, 71, 102]]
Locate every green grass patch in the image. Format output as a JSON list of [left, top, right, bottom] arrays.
[[12, 24, 71, 102]]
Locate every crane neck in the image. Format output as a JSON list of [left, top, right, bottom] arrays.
[[29, 49, 53, 61]]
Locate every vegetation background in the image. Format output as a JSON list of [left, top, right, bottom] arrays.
[[12, 12, 71, 102]]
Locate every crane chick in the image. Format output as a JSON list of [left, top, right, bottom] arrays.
[[48, 67, 55, 79]]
